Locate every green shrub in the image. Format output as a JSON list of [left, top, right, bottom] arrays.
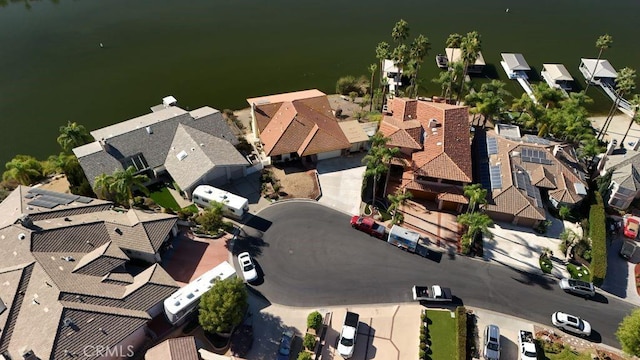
[[307, 311, 323, 331], [303, 333, 316, 350], [418, 349, 425, 359], [336, 76, 359, 95], [297, 352, 312, 360], [456, 306, 467, 360], [589, 192, 607, 286]]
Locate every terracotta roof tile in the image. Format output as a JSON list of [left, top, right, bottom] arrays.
[[145, 336, 199, 360]]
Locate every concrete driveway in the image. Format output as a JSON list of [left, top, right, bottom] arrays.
[[316, 154, 366, 216], [484, 217, 573, 279], [472, 308, 534, 360]]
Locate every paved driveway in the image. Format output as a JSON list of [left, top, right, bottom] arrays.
[[316, 154, 366, 216]]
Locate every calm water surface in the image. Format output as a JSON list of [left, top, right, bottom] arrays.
[[1, 0, 638, 165]]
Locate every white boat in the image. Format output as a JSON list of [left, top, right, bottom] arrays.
[[435, 54, 448, 69]]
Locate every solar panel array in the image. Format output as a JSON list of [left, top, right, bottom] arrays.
[[486, 137, 498, 155], [521, 147, 552, 165], [523, 134, 550, 145], [489, 165, 502, 189], [26, 188, 93, 209], [513, 169, 543, 207]]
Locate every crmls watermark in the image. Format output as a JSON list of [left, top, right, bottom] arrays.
[[83, 345, 135, 358]]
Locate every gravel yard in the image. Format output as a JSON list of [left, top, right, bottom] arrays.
[[268, 165, 320, 200]]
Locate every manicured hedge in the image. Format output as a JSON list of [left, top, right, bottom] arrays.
[[589, 192, 607, 286], [456, 306, 467, 360]]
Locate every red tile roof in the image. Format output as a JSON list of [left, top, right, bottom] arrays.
[[250, 91, 350, 157]]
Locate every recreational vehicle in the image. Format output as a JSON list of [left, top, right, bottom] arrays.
[[164, 261, 237, 325], [192, 185, 249, 219]]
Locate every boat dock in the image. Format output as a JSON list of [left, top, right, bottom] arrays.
[[501, 53, 537, 103], [579, 58, 635, 117]]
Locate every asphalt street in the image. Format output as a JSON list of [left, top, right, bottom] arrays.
[[236, 201, 635, 348]]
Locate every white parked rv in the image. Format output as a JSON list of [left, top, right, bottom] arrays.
[[192, 185, 249, 219], [163, 261, 236, 325]]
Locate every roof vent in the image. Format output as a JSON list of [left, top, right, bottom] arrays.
[[18, 233, 26, 240], [61, 256, 75, 262], [191, 147, 195, 151], [428, 118, 440, 128], [63, 318, 75, 327], [145, 126, 153, 134], [436, 142, 442, 146], [114, 227, 122, 235], [177, 150, 188, 161], [21, 349, 37, 360]]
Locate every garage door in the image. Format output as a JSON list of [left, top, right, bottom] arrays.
[[316, 150, 343, 161]]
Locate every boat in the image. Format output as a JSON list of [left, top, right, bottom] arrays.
[[435, 54, 448, 69]]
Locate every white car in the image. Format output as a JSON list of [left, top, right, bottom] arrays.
[[551, 312, 591, 336], [237, 252, 258, 282]]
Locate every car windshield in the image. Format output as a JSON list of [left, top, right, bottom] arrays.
[[279, 339, 291, 355], [279, 346, 290, 356], [487, 342, 499, 351], [578, 320, 585, 331], [243, 263, 254, 271], [524, 350, 537, 357], [340, 337, 354, 347]]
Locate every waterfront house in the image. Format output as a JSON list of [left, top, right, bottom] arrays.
[[73, 99, 248, 199], [541, 64, 574, 91], [0, 186, 179, 360], [382, 59, 403, 95], [380, 97, 473, 212], [445, 48, 486, 74], [476, 125, 587, 227], [594, 142, 640, 210], [246, 89, 355, 163]]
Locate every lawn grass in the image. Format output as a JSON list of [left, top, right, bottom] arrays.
[[426, 310, 457, 360], [566, 263, 591, 280], [149, 187, 180, 211], [545, 347, 593, 360]]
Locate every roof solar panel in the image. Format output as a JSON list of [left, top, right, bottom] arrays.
[[75, 196, 94, 203], [486, 137, 498, 155], [490, 165, 502, 189], [39, 195, 73, 205], [28, 199, 59, 209]]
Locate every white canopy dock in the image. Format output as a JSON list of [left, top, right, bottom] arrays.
[[445, 47, 486, 73], [579, 58, 617, 85], [541, 64, 574, 91], [500, 53, 531, 79]]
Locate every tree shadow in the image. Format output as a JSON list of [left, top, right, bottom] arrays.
[[243, 214, 273, 233]]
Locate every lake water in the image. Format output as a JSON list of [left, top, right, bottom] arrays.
[[1, 0, 638, 166]]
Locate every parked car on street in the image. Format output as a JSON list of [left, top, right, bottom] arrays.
[[621, 240, 638, 260], [551, 312, 591, 336], [277, 330, 294, 360], [558, 278, 596, 298], [624, 216, 640, 239], [483, 324, 500, 360], [350, 215, 386, 239], [237, 252, 258, 282]]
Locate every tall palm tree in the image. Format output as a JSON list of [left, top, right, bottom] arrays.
[[457, 211, 493, 252], [391, 44, 408, 95], [620, 94, 640, 146], [387, 189, 413, 224], [57, 121, 93, 153], [362, 135, 400, 208], [532, 83, 564, 109], [93, 173, 115, 200], [444, 33, 463, 100], [598, 67, 637, 140], [391, 19, 409, 45], [44, 152, 74, 176], [109, 166, 150, 208], [463, 184, 488, 213], [465, 80, 510, 127], [368, 63, 377, 111], [3, 155, 42, 185], [456, 31, 481, 104], [443, 61, 465, 101], [375, 41, 391, 109], [407, 34, 430, 98], [585, 34, 613, 94]]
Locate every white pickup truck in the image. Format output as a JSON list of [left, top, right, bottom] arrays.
[[518, 330, 537, 360], [337, 311, 360, 359], [411, 285, 453, 302]]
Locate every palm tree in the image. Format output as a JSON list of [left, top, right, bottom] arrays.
[[598, 67, 637, 140], [57, 121, 93, 153], [44, 152, 74, 176], [391, 19, 409, 45], [407, 34, 430, 98], [391, 44, 409, 95], [3, 155, 42, 185], [387, 189, 413, 224], [444, 33, 463, 100], [457, 211, 493, 253], [362, 135, 400, 208], [465, 80, 510, 127], [93, 173, 115, 200], [532, 82, 564, 109], [109, 166, 150, 208], [620, 94, 640, 146], [585, 34, 613, 94], [375, 41, 391, 98], [456, 31, 481, 104], [368, 63, 377, 111], [463, 184, 488, 213], [443, 61, 465, 101]]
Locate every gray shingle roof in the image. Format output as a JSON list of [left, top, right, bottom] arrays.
[[164, 124, 248, 191], [145, 336, 199, 360], [74, 105, 239, 187]]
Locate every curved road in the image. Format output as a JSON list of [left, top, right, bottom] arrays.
[[237, 201, 634, 347]]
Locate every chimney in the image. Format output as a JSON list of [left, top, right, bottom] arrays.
[[597, 154, 608, 174], [606, 140, 617, 155], [553, 145, 562, 157]]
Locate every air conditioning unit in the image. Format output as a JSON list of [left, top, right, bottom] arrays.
[[21, 349, 36, 360]]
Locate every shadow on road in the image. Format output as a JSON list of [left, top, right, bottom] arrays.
[[244, 214, 273, 233], [586, 330, 603, 344]]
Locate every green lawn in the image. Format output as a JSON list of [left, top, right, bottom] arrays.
[[149, 187, 180, 211], [566, 263, 591, 280], [426, 310, 457, 360]]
